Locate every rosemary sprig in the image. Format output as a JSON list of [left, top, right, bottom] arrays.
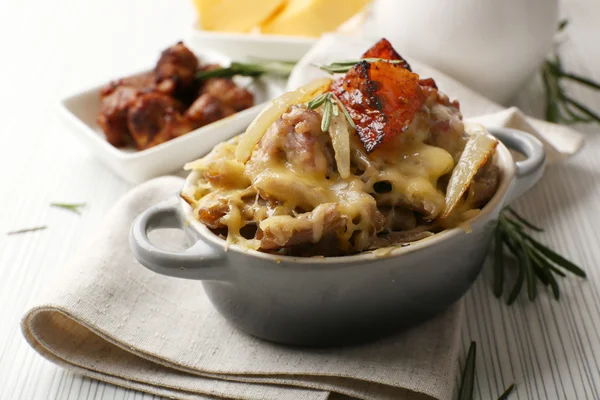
[[497, 384, 516, 400], [50, 202, 86, 215], [306, 92, 357, 131], [542, 20, 600, 125], [494, 207, 586, 304], [458, 342, 515, 400], [458, 342, 476, 400], [196, 60, 296, 80], [318, 58, 406, 74], [6, 226, 47, 235]]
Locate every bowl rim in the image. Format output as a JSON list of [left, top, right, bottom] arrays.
[[190, 23, 320, 45], [180, 132, 515, 264]]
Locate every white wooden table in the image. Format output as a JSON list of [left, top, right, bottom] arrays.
[[1, 0, 599, 399]]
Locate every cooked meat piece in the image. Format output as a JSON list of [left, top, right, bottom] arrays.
[[200, 78, 254, 111], [184, 93, 235, 130], [467, 160, 500, 208], [97, 86, 140, 147], [154, 42, 198, 93], [380, 207, 417, 231], [424, 87, 466, 161], [98, 71, 175, 147], [100, 72, 157, 97], [258, 203, 347, 250], [127, 93, 188, 150], [361, 38, 412, 71], [194, 192, 230, 229], [418, 77, 437, 89], [368, 230, 434, 250], [332, 60, 424, 153], [422, 84, 460, 110], [283, 236, 347, 257], [249, 106, 331, 177]]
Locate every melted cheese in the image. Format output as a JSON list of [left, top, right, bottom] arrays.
[[253, 168, 334, 210], [187, 128, 454, 252], [366, 144, 455, 218], [183, 92, 493, 255]]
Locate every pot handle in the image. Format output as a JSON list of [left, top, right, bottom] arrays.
[[129, 196, 230, 281], [488, 127, 546, 204]]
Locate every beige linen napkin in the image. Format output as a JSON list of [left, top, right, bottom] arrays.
[[22, 176, 464, 400], [286, 35, 584, 163]]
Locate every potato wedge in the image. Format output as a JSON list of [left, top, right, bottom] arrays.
[[441, 130, 498, 219]]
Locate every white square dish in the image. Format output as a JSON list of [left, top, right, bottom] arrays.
[[186, 29, 317, 62], [57, 49, 284, 184]]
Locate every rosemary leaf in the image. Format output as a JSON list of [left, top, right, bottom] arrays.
[[507, 263, 525, 305], [319, 58, 406, 74], [458, 342, 476, 400], [196, 60, 296, 80], [7, 226, 47, 235], [332, 101, 339, 117], [497, 383, 516, 400], [562, 100, 594, 124], [493, 229, 505, 298], [321, 100, 332, 132], [530, 248, 567, 278], [546, 268, 561, 300], [519, 236, 537, 301], [197, 66, 261, 80], [332, 93, 357, 130], [530, 257, 550, 286], [506, 207, 543, 232], [560, 71, 600, 91], [541, 66, 561, 123], [503, 235, 526, 305], [306, 93, 329, 110], [520, 232, 586, 278], [546, 261, 568, 278], [562, 95, 600, 124], [50, 202, 86, 215]]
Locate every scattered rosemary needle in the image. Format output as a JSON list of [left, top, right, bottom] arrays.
[[457, 342, 515, 400], [497, 384, 516, 400], [50, 202, 86, 215], [494, 207, 586, 304], [6, 226, 47, 235], [458, 342, 476, 400], [196, 60, 296, 80]]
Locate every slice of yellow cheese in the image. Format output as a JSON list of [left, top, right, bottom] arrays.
[[261, 0, 371, 37], [193, 0, 286, 33]]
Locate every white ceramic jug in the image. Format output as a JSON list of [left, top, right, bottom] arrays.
[[370, 0, 558, 104]]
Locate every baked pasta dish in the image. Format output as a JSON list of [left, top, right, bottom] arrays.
[[181, 39, 500, 256]]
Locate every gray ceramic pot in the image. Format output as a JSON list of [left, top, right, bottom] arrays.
[[130, 127, 545, 345]]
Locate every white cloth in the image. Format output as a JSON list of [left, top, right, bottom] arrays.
[[286, 35, 584, 163]]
